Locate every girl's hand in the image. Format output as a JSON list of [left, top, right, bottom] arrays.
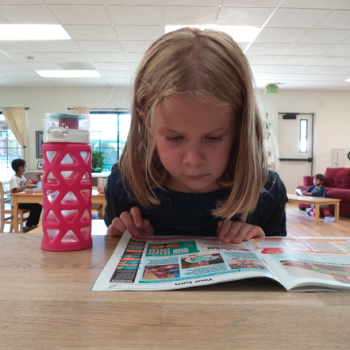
[[107, 206, 154, 238], [216, 220, 265, 244]]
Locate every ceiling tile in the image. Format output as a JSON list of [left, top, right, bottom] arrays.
[[298, 29, 350, 44], [164, 6, 217, 25], [76, 40, 122, 53], [309, 56, 350, 66], [246, 55, 279, 64], [3, 70, 39, 77], [223, 0, 281, 6], [125, 53, 144, 62], [46, 0, 102, 3], [0, 62, 28, 70], [84, 52, 126, 62], [114, 26, 163, 41], [100, 70, 133, 78], [0, 77, 23, 86], [273, 55, 318, 65], [263, 65, 301, 73], [0, 4, 59, 23], [0, 41, 41, 53], [22, 62, 61, 70], [218, 7, 273, 26], [64, 25, 118, 40], [9, 52, 51, 62], [49, 4, 111, 24], [316, 10, 350, 29], [105, 77, 133, 86], [165, 0, 220, 5], [13, 77, 55, 86], [107, 6, 162, 25], [280, 0, 345, 9], [296, 66, 338, 74], [121, 40, 153, 53], [256, 28, 310, 43], [104, 0, 160, 4], [46, 52, 90, 62], [266, 9, 331, 28], [246, 43, 292, 55], [92, 62, 130, 70], [0, 52, 16, 62], [284, 43, 333, 56], [32, 41, 82, 53], [323, 45, 350, 56]]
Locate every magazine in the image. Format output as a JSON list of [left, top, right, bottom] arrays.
[[92, 232, 350, 292]]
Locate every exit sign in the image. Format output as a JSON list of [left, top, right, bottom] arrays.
[[265, 85, 278, 94]]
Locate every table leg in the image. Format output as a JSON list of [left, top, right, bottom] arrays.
[[314, 204, 320, 224], [334, 202, 340, 222], [12, 197, 19, 233]]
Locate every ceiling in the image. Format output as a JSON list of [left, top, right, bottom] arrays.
[[1, 0, 350, 91]]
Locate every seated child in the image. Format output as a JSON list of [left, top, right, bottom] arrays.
[[10, 159, 42, 232], [296, 173, 331, 218]]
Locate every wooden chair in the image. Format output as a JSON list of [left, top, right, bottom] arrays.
[[0, 182, 30, 233]]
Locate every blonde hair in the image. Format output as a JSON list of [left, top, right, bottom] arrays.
[[119, 27, 268, 221]]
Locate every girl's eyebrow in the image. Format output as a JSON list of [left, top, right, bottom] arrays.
[[158, 125, 230, 133]]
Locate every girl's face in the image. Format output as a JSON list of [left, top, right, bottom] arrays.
[[152, 96, 236, 193]]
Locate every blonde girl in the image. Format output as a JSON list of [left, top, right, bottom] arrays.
[[104, 28, 287, 243]]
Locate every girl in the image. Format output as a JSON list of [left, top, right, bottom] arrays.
[[104, 28, 288, 243]]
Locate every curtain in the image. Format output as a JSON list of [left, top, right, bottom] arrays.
[[73, 107, 91, 115], [2, 107, 28, 160]]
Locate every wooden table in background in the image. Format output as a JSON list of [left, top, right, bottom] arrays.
[[287, 193, 341, 224], [10, 188, 107, 233], [1, 233, 350, 349]]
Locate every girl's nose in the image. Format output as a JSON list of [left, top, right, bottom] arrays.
[[182, 144, 205, 165]]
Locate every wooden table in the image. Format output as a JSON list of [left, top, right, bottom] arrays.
[[287, 193, 341, 224], [10, 188, 107, 233], [1, 233, 350, 349]]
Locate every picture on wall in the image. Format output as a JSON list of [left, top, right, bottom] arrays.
[[36, 131, 44, 158]]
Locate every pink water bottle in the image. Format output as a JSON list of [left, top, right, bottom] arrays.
[[41, 113, 92, 252]]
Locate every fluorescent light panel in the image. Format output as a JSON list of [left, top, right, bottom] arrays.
[[0, 24, 71, 40], [165, 25, 261, 42], [36, 70, 101, 78], [346, 78, 350, 82]]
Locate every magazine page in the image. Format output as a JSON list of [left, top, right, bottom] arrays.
[[92, 232, 278, 291], [251, 237, 350, 292]]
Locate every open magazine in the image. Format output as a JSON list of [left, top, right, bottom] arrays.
[[92, 232, 350, 292]]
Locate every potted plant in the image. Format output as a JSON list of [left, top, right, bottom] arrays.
[[92, 150, 105, 173]]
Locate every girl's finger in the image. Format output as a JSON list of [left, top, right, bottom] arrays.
[[130, 207, 143, 229], [120, 211, 139, 237]]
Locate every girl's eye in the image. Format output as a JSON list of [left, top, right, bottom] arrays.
[[206, 136, 223, 142], [165, 136, 183, 141]]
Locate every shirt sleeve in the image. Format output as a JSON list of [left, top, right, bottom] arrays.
[[9, 176, 19, 191], [310, 186, 325, 197], [249, 172, 288, 237]]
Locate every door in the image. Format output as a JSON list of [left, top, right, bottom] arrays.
[[277, 113, 314, 193]]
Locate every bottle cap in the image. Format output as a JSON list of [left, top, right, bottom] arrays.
[[43, 113, 90, 143]]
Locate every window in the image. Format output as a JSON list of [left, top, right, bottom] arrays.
[[89, 110, 131, 171], [299, 119, 308, 153], [0, 114, 22, 182]]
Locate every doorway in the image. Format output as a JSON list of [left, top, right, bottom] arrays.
[[277, 112, 314, 193]]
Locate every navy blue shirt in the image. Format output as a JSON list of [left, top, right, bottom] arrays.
[[104, 168, 288, 237]]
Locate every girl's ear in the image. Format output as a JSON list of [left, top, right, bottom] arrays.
[[139, 110, 151, 133]]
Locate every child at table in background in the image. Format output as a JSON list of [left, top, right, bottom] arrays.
[[10, 159, 42, 232], [104, 27, 288, 243], [297, 173, 332, 218]]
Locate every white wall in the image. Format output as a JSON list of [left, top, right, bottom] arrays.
[[258, 90, 350, 177], [0, 87, 132, 170], [1, 87, 350, 178]]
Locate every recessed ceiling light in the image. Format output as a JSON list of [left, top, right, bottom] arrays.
[[0, 24, 71, 40], [35, 70, 101, 78], [165, 25, 261, 42]]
